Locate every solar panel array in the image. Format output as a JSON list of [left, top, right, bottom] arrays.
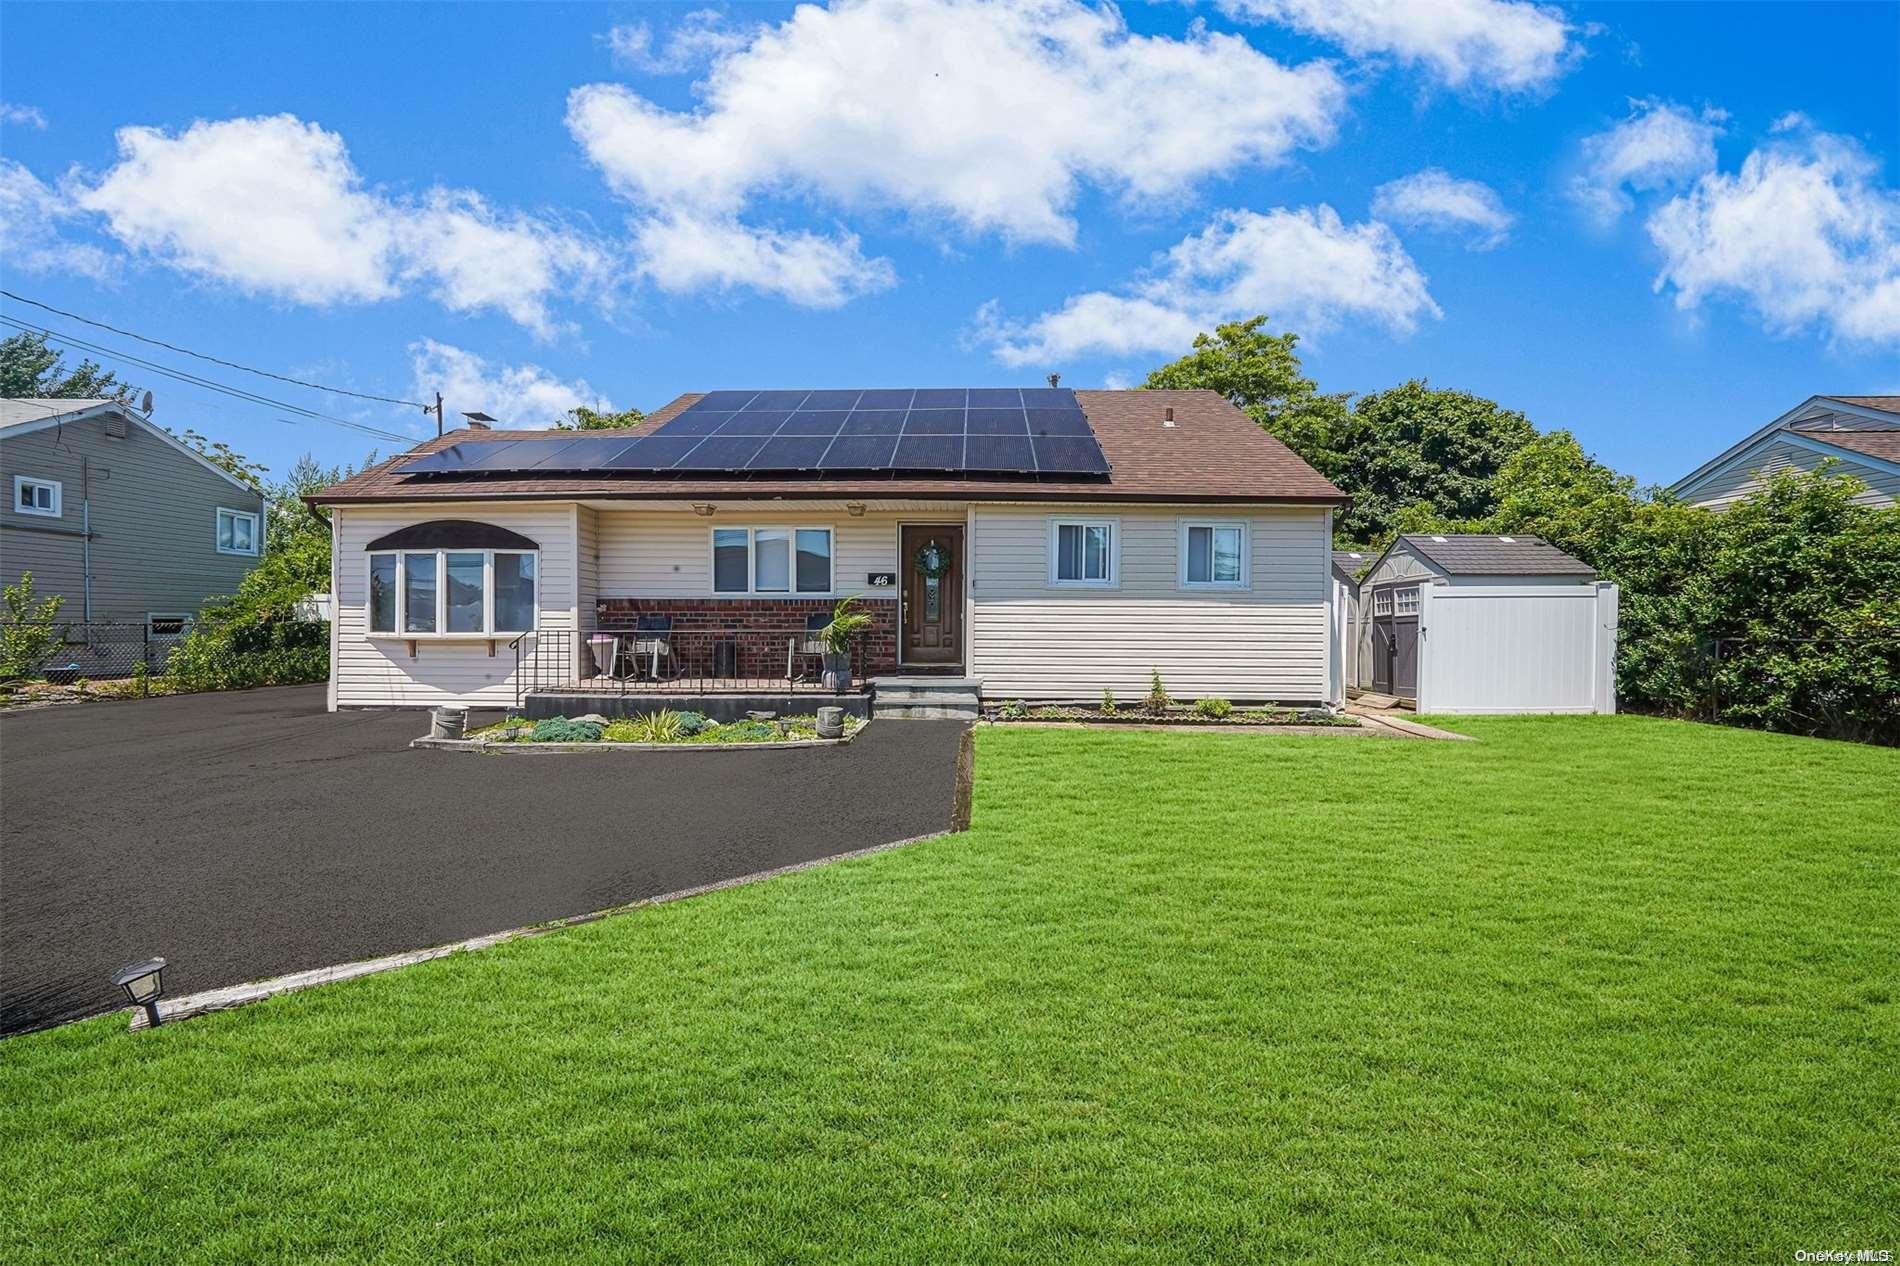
[[396, 388, 1111, 478]]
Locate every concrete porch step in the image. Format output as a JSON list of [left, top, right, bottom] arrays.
[[870, 676, 982, 719]]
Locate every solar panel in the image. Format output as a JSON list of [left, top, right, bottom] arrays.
[[393, 387, 1110, 478]]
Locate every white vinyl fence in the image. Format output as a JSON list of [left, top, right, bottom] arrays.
[[1416, 582, 1619, 714]]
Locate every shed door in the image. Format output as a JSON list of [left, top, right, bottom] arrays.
[[1372, 585, 1419, 696]]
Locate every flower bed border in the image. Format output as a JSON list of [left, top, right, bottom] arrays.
[[983, 707, 1361, 729]]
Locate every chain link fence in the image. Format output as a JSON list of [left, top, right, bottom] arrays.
[[1, 619, 195, 687]]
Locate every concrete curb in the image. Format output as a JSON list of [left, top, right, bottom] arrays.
[[127, 825, 953, 1032]]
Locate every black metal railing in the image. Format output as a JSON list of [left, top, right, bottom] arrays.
[[510, 626, 865, 710], [1, 619, 195, 687]]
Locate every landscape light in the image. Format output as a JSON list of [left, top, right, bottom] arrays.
[[112, 957, 167, 1028]]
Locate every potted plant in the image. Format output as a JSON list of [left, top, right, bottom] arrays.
[[820, 595, 873, 691]]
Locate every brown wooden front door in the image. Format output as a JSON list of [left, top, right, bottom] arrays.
[[900, 524, 962, 665]]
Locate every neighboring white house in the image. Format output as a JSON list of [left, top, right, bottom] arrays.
[[306, 388, 1350, 714], [1346, 534, 1618, 715], [1669, 394, 1900, 510]]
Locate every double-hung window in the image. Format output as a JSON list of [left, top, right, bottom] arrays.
[[1179, 521, 1248, 588], [216, 507, 259, 556], [14, 476, 61, 517], [712, 527, 833, 595], [366, 549, 536, 636], [1049, 519, 1116, 587]]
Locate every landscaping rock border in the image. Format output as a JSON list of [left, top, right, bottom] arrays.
[[412, 721, 869, 754]]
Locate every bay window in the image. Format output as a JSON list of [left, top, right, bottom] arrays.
[[366, 549, 536, 636], [712, 527, 833, 595], [1180, 521, 1248, 588]]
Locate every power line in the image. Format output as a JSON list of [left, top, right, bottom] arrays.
[[0, 317, 415, 444], [0, 289, 431, 410]]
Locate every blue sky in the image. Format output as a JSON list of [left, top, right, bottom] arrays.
[[2, 0, 1896, 489]]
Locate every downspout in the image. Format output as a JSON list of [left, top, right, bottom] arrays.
[[80, 456, 93, 623]]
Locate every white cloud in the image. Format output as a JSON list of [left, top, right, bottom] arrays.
[[1571, 99, 1726, 224], [569, 0, 1346, 303], [410, 339, 608, 429], [2, 102, 48, 130], [0, 159, 114, 281], [604, 10, 750, 73], [978, 205, 1439, 365], [73, 115, 610, 335], [1218, 0, 1575, 93], [1647, 121, 1900, 345], [632, 212, 894, 308], [1370, 168, 1514, 249]]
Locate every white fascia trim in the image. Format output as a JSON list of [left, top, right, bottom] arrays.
[[1673, 429, 1900, 502], [1667, 395, 1900, 496]]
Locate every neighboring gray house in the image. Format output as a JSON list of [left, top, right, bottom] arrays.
[[1669, 394, 1900, 510], [0, 398, 265, 629]]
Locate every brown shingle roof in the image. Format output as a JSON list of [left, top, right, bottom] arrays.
[[1820, 395, 1900, 415], [1818, 431, 1900, 463], [1400, 534, 1596, 577], [307, 390, 1347, 506]]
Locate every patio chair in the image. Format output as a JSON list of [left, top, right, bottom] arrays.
[[787, 613, 830, 684], [623, 615, 675, 680]]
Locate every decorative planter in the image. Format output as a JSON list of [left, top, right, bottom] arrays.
[[821, 651, 853, 692]]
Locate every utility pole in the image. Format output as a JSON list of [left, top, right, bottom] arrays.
[[435, 391, 444, 437]]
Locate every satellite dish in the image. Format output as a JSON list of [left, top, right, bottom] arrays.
[[140, 391, 154, 414]]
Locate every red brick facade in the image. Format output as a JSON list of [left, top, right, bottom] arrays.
[[596, 597, 899, 678]]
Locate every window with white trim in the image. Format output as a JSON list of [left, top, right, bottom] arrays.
[[711, 527, 833, 595], [1373, 589, 1393, 616], [216, 507, 259, 555], [1395, 586, 1420, 616], [1179, 520, 1248, 588], [13, 476, 61, 518], [1049, 519, 1116, 586], [365, 549, 536, 636]]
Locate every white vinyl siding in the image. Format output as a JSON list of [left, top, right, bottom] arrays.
[[332, 503, 577, 708], [596, 509, 905, 602], [970, 504, 1331, 701]]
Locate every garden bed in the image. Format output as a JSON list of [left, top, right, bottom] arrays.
[[416, 709, 868, 753], [983, 701, 1359, 727]]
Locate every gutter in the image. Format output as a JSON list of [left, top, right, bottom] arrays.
[[305, 490, 1352, 509]]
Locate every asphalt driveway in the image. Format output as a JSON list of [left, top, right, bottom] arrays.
[[0, 686, 967, 1035]]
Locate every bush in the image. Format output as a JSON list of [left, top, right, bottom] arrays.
[[1, 572, 65, 681], [1145, 669, 1172, 714], [998, 699, 1028, 719], [629, 710, 684, 742], [1194, 697, 1233, 719], [531, 717, 602, 743], [674, 710, 710, 736], [166, 534, 329, 691], [1100, 688, 1117, 717]]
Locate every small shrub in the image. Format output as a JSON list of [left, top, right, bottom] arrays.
[[1145, 668, 1172, 714], [1194, 697, 1233, 719], [1, 572, 65, 681], [998, 699, 1028, 719], [674, 710, 709, 736], [531, 716, 602, 743], [629, 710, 684, 742], [1100, 688, 1118, 716]]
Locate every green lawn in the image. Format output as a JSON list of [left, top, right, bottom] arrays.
[[4, 717, 1895, 1262]]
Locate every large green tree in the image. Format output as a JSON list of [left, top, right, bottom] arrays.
[[559, 406, 646, 430], [1141, 316, 1352, 480], [1334, 381, 1539, 543], [0, 330, 138, 401]]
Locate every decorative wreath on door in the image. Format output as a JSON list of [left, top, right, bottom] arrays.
[[913, 540, 951, 580]]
